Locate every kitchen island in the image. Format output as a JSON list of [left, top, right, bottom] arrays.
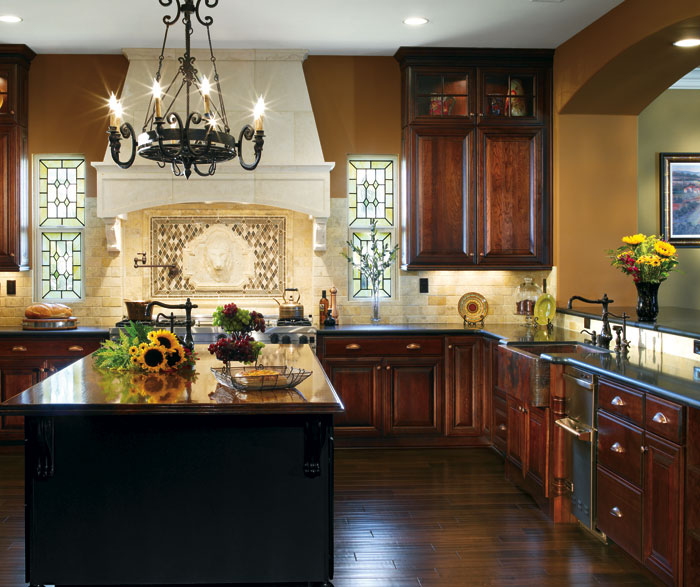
[[0, 344, 343, 587]]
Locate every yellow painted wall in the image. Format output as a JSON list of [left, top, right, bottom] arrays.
[[638, 89, 700, 309]]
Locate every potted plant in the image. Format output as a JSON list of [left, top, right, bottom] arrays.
[[608, 233, 679, 321]]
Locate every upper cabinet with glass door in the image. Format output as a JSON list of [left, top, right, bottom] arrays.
[[0, 45, 34, 126], [408, 68, 475, 125], [478, 69, 544, 124]]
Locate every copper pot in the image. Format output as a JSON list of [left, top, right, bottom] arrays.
[[124, 300, 153, 321], [274, 288, 304, 320]]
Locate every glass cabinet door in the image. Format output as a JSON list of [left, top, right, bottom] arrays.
[[412, 71, 472, 122], [0, 73, 8, 116], [479, 71, 540, 123]]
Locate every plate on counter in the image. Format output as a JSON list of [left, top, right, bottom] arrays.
[[534, 293, 556, 324], [458, 292, 488, 323]]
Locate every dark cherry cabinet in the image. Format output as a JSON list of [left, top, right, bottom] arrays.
[[0, 45, 34, 271], [385, 357, 442, 436], [0, 359, 43, 434], [395, 47, 552, 270], [445, 336, 482, 437]]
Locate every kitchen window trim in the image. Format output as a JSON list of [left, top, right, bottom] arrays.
[[346, 154, 400, 304], [32, 153, 86, 302]]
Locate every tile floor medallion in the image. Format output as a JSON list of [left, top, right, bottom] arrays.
[[150, 216, 286, 298]]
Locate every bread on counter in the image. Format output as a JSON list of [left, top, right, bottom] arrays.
[[24, 303, 73, 319]]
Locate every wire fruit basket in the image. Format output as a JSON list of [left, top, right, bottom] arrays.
[[211, 364, 312, 391]]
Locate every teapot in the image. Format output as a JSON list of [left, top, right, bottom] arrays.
[[274, 288, 304, 320]]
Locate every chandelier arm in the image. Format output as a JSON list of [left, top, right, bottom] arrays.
[[160, 112, 186, 158], [193, 159, 216, 177], [237, 124, 265, 171], [194, 0, 217, 27], [160, 0, 182, 26], [185, 111, 213, 159], [205, 24, 229, 130], [108, 122, 138, 169], [171, 161, 183, 177]]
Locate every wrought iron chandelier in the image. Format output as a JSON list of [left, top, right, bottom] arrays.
[[107, 0, 265, 179]]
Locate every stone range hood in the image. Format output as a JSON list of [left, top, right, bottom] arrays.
[[93, 48, 334, 251]]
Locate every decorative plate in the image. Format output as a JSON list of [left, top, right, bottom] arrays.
[[211, 365, 312, 391], [458, 292, 488, 322], [534, 293, 556, 324]]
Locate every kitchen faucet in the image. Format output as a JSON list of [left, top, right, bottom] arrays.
[[145, 298, 198, 350], [567, 293, 614, 349]]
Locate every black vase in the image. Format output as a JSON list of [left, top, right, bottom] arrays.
[[635, 281, 660, 322]]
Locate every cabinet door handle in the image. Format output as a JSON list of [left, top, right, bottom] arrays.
[[448, 344, 453, 349], [641, 445, 648, 453], [68, 345, 84, 352], [652, 412, 669, 424], [610, 442, 625, 454], [11, 345, 27, 352], [611, 396, 625, 406], [406, 343, 421, 350], [49, 367, 57, 373], [345, 344, 361, 350], [497, 424, 506, 432], [610, 506, 623, 518], [376, 365, 381, 371], [385, 365, 390, 370]]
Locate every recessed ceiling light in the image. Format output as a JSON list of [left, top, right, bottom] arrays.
[[674, 38, 700, 47], [403, 17, 429, 26], [0, 15, 22, 23]]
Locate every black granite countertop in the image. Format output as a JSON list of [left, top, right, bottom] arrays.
[[559, 305, 700, 340], [0, 326, 110, 337], [318, 322, 700, 410]]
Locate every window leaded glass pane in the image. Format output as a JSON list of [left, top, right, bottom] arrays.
[[40, 231, 82, 299], [38, 158, 85, 227], [350, 230, 393, 299], [348, 158, 394, 227]]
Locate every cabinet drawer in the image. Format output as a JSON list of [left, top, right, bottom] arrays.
[[597, 412, 643, 487], [322, 336, 443, 358], [599, 379, 643, 426], [597, 466, 642, 561], [645, 395, 684, 444], [0, 337, 101, 358]]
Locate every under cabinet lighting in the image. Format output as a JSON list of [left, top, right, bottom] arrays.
[[0, 15, 22, 23], [674, 38, 700, 47], [403, 17, 429, 26]]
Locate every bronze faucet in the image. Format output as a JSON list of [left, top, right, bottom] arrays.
[[145, 298, 198, 350], [567, 293, 614, 349]]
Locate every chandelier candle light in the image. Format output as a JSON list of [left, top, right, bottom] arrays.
[[106, 0, 265, 179]]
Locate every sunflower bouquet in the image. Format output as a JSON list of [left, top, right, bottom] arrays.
[[94, 321, 196, 373], [608, 234, 679, 283]]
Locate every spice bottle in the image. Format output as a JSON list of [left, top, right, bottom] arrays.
[[319, 290, 329, 328], [329, 286, 338, 323]]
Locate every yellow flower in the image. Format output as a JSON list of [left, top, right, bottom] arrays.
[[622, 233, 645, 245], [139, 342, 149, 352], [129, 345, 139, 356], [654, 241, 676, 257], [148, 329, 179, 350], [165, 345, 186, 369], [137, 344, 168, 372]]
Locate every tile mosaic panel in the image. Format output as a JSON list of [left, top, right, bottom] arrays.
[[150, 216, 286, 298]]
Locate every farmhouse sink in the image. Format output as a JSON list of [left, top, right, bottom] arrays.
[[497, 342, 610, 407]]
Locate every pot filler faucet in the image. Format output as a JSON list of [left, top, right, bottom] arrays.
[[567, 293, 614, 349]]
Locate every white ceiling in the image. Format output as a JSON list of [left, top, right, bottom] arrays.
[[0, 0, 624, 55]]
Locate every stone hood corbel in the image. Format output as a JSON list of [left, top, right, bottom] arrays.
[[92, 48, 334, 250]]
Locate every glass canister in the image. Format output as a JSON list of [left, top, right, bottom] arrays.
[[515, 277, 542, 321]]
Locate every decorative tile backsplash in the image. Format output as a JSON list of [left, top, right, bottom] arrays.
[[150, 216, 286, 298]]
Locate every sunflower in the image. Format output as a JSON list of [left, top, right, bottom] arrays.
[[654, 240, 677, 257], [148, 329, 179, 350], [129, 345, 139, 356], [622, 233, 645, 245], [137, 344, 168, 372], [165, 345, 186, 369]]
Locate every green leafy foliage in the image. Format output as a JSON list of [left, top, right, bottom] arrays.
[[93, 321, 155, 371], [342, 219, 399, 293]]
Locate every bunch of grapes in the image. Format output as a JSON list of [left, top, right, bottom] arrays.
[[208, 335, 264, 364], [213, 304, 266, 335]]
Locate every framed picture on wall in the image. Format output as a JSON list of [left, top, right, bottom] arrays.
[[660, 152, 700, 246]]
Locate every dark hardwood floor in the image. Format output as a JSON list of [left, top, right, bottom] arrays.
[[0, 447, 660, 586]]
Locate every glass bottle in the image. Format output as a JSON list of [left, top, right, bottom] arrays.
[[515, 277, 542, 322], [319, 290, 329, 328]]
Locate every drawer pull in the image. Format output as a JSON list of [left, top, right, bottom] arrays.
[[610, 442, 625, 454], [497, 424, 507, 432], [406, 343, 421, 350], [376, 365, 381, 371], [555, 417, 592, 442], [11, 345, 27, 352], [345, 344, 361, 350], [652, 412, 669, 424], [610, 506, 623, 518], [68, 345, 84, 352], [611, 396, 625, 406]]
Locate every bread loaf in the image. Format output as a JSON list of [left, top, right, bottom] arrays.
[[24, 303, 73, 319]]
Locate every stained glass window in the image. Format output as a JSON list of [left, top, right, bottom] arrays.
[[347, 156, 398, 299], [349, 230, 394, 298], [40, 232, 82, 299], [38, 158, 86, 227], [35, 155, 85, 301], [348, 158, 394, 227]]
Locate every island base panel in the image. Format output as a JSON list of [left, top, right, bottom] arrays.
[[25, 414, 333, 586]]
